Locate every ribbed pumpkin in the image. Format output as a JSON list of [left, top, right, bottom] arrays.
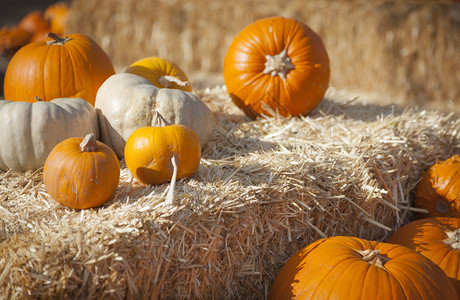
[[3, 33, 115, 106], [43, 133, 120, 209], [269, 236, 457, 300], [414, 155, 460, 218], [125, 56, 191, 92], [224, 16, 330, 118], [124, 112, 201, 185], [389, 217, 460, 296]]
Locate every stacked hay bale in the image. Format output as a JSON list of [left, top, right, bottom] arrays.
[[0, 87, 458, 298], [67, 0, 460, 111]]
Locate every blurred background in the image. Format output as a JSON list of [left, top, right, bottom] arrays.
[[1, 0, 459, 112]]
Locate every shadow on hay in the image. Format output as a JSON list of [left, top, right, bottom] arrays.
[[313, 96, 405, 122]]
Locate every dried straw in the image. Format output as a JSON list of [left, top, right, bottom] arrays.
[[0, 85, 458, 298]]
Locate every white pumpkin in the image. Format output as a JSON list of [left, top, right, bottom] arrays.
[[0, 98, 99, 171], [95, 73, 215, 158]]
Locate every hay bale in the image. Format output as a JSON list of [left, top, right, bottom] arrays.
[[0, 85, 458, 298], [67, 0, 460, 111]]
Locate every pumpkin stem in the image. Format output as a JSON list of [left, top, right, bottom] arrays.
[[356, 249, 390, 269], [80, 133, 98, 152], [435, 200, 450, 214], [158, 75, 190, 88], [151, 111, 170, 127], [46, 32, 72, 45], [165, 155, 178, 206], [444, 229, 460, 249], [263, 49, 294, 81]]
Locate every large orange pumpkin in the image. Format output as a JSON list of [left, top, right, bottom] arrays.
[[389, 217, 460, 296], [3, 33, 115, 106], [269, 236, 457, 299], [43, 133, 120, 209], [224, 16, 330, 118], [414, 155, 460, 218]]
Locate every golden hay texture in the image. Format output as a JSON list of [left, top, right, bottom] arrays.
[[0, 85, 459, 299], [67, 0, 460, 111]]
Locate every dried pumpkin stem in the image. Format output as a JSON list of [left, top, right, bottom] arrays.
[[263, 49, 294, 81], [80, 133, 98, 152], [356, 249, 390, 269], [46, 32, 72, 45], [444, 229, 460, 249], [165, 156, 178, 206], [151, 111, 170, 127], [158, 75, 190, 88]]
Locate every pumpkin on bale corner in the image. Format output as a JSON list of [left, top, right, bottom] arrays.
[[268, 236, 457, 299], [224, 16, 330, 118], [389, 217, 460, 296], [414, 155, 460, 218]]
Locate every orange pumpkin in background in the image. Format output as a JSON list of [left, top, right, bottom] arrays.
[[18, 10, 50, 35], [0, 26, 33, 55], [389, 217, 460, 296], [3, 33, 115, 106], [44, 2, 69, 35], [414, 155, 460, 218], [125, 56, 192, 92], [224, 16, 330, 118]]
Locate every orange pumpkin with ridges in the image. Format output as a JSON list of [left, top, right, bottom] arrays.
[[224, 16, 330, 118], [269, 235, 457, 299], [4, 33, 115, 106], [389, 217, 460, 296]]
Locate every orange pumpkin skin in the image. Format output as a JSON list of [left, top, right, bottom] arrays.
[[269, 236, 457, 300], [124, 125, 201, 185], [43, 134, 120, 209], [389, 217, 460, 296], [224, 16, 330, 118], [125, 56, 192, 92], [4, 33, 115, 106], [414, 155, 460, 218]]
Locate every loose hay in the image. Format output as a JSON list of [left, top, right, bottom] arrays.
[[0, 86, 459, 299]]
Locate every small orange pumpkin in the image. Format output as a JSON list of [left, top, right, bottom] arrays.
[[269, 236, 457, 299], [4, 32, 115, 106], [389, 217, 460, 296], [124, 111, 201, 185], [18, 10, 50, 35], [125, 56, 191, 92], [414, 155, 460, 218], [224, 16, 330, 118], [43, 133, 120, 209], [0, 26, 33, 55], [44, 2, 69, 35]]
